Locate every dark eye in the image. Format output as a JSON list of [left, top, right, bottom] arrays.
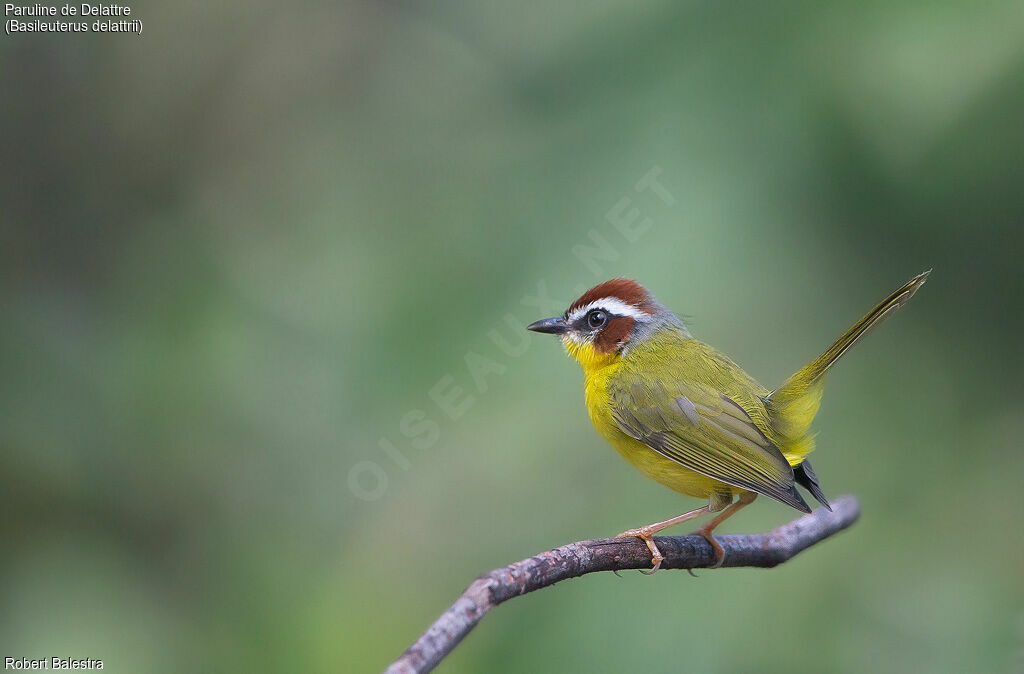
[[587, 309, 608, 329]]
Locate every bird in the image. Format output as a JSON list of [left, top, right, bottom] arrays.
[[526, 270, 930, 573]]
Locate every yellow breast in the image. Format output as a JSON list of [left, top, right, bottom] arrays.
[[574, 342, 736, 500]]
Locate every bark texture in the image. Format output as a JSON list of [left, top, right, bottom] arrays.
[[386, 495, 860, 673]]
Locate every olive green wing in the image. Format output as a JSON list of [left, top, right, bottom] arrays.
[[608, 376, 810, 512]]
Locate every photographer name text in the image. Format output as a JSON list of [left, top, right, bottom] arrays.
[[5, 657, 102, 670]]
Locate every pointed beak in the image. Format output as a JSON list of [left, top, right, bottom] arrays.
[[526, 317, 567, 335]]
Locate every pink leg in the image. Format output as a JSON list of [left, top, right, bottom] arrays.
[[690, 492, 758, 568], [617, 505, 712, 574]]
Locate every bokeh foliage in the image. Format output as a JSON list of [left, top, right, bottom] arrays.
[[2, 1, 1022, 672]]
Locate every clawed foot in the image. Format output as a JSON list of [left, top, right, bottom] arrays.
[[616, 524, 727, 573], [616, 527, 664, 574], [690, 526, 726, 568], [612, 504, 719, 575]]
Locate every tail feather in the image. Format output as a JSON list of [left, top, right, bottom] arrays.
[[777, 269, 930, 393], [768, 269, 930, 444], [793, 459, 830, 510]]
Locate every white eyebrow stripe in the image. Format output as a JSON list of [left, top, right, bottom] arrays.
[[566, 297, 652, 323]]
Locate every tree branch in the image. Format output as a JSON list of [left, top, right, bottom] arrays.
[[385, 495, 860, 674]]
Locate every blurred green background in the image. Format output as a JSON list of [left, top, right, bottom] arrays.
[[2, 1, 1023, 672]]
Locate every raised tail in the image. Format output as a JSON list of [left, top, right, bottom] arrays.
[[768, 269, 931, 447]]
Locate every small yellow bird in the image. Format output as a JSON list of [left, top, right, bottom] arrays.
[[527, 270, 929, 572]]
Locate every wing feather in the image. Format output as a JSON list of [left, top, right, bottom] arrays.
[[609, 376, 809, 511]]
